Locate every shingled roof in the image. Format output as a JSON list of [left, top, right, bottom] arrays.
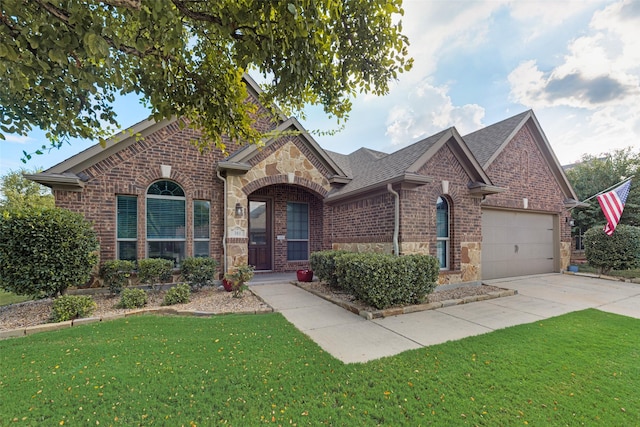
[[463, 110, 531, 167], [324, 127, 501, 202]]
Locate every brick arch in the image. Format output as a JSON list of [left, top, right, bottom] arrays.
[[132, 167, 197, 196], [242, 174, 328, 198]]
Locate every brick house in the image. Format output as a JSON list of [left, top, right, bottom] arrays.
[[28, 76, 580, 284]]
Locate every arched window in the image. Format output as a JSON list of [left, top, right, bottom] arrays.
[[147, 180, 185, 267], [436, 196, 450, 270]]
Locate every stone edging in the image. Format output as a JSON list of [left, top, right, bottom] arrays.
[[563, 270, 640, 284], [293, 281, 517, 320], [0, 291, 275, 341]]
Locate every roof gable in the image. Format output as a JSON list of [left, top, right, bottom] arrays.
[[27, 75, 286, 189], [326, 127, 499, 202], [219, 117, 350, 183], [463, 110, 578, 200]]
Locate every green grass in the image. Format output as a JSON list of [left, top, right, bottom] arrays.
[[0, 289, 32, 306], [1, 310, 639, 425]]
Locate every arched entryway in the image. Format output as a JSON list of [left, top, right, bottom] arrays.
[[248, 184, 325, 272]]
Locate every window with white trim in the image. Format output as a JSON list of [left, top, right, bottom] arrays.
[[436, 196, 450, 270], [193, 200, 210, 257], [146, 180, 185, 267], [117, 195, 137, 261], [287, 202, 309, 261]]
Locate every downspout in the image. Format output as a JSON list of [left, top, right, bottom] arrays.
[[387, 184, 400, 256], [216, 169, 228, 274]]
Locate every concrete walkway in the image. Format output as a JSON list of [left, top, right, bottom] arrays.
[[250, 274, 640, 363]]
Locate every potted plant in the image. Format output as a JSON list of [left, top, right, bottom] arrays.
[[296, 268, 314, 282], [224, 264, 255, 298]]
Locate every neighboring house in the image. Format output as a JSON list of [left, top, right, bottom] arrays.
[[28, 76, 581, 284]]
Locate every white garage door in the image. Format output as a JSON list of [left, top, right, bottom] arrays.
[[481, 209, 556, 280]]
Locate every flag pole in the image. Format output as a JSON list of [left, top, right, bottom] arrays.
[[567, 175, 634, 211]]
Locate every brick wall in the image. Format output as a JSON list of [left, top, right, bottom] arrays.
[[400, 143, 483, 271], [54, 122, 232, 268], [481, 125, 572, 243]]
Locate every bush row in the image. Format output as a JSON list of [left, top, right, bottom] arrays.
[[49, 283, 194, 323], [100, 257, 219, 295], [311, 251, 439, 309]]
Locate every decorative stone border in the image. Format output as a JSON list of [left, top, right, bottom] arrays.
[[0, 305, 274, 341], [563, 270, 640, 284], [293, 281, 517, 320]]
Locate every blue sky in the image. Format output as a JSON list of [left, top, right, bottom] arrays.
[[2, 0, 639, 177]]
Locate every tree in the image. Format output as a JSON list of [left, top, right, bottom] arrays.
[[0, 0, 412, 157], [0, 168, 55, 210], [565, 147, 639, 241]]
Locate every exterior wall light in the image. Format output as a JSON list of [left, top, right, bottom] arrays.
[[235, 203, 244, 217]]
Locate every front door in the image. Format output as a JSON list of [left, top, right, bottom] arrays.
[[248, 199, 272, 270]]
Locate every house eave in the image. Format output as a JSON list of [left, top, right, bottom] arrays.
[[217, 161, 252, 173], [24, 173, 86, 191], [468, 182, 506, 196], [326, 174, 433, 203], [564, 198, 590, 209], [329, 175, 352, 184]]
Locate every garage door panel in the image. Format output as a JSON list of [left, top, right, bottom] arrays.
[[482, 209, 555, 280]]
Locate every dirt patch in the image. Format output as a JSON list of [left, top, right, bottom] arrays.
[[0, 286, 271, 332]]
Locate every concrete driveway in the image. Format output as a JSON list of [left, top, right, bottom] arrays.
[[250, 274, 640, 363]]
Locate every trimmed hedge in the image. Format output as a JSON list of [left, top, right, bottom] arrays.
[[584, 224, 640, 274], [309, 250, 349, 288], [137, 258, 173, 290], [51, 295, 97, 322], [99, 260, 135, 295], [335, 252, 439, 309], [0, 207, 99, 298], [180, 257, 218, 291]]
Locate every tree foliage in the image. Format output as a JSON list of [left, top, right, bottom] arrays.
[[0, 207, 99, 297], [0, 0, 412, 156], [0, 168, 55, 210], [565, 147, 639, 236]]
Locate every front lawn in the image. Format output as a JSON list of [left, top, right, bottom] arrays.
[[1, 310, 638, 425], [0, 289, 31, 306]]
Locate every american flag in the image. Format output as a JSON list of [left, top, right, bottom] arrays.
[[597, 179, 632, 236]]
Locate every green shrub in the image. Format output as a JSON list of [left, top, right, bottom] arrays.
[[310, 250, 349, 288], [162, 283, 191, 306], [584, 224, 640, 274], [180, 257, 218, 291], [116, 288, 148, 309], [50, 295, 97, 322], [137, 258, 173, 290], [0, 207, 99, 298], [335, 253, 439, 309], [99, 260, 136, 295]]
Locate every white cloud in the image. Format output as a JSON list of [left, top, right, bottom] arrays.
[[2, 134, 33, 144], [385, 80, 485, 145], [506, 0, 640, 163], [509, 0, 640, 109]]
